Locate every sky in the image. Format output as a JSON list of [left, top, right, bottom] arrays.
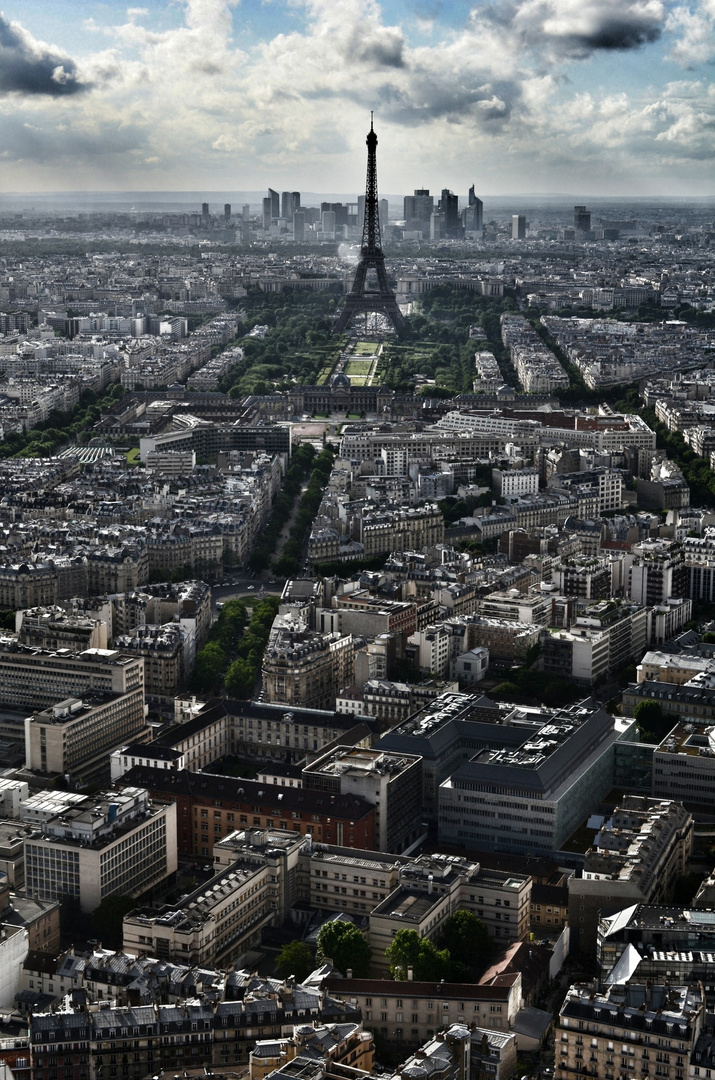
[[0, 0, 713, 197]]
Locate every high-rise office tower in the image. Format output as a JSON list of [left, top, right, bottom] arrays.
[[512, 214, 526, 239], [439, 189, 460, 237], [430, 212, 441, 241], [201, 202, 209, 218], [466, 185, 483, 232], [379, 198, 388, 228], [574, 205, 592, 234], [242, 204, 250, 220], [357, 194, 366, 231], [293, 211, 305, 243], [262, 197, 272, 231], [414, 189, 433, 221], [321, 210, 336, 237], [224, 204, 231, 220], [282, 191, 301, 219], [321, 202, 348, 227], [268, 188, 279, 220]]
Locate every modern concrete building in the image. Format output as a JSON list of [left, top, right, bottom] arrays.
[[23, 786, 177, 912], [0, 645, 144, 710], [652, 723, 715, 808], [24, 689, 150, 785], [438, 702, 638, 856], [302, 746, 423, 854]]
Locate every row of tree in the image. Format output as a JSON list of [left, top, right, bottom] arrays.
[[275, 910, 493, 984], [191, 595, 280, 698], [272, 447, 335, 577], [249, 443, 317, 572]]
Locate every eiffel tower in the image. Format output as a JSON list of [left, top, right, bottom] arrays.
[[334, 115, 404, 334]]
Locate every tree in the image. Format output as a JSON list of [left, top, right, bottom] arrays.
[[316, 920, 372, 977], [224, 657, 255, 699], [385, 928, 450, 982], [633, 698, 665, 735], [191, 641, 227, 691], [91, 894, 137, 948], [275, 940, 313, 982], [439, 910, 492, 978]]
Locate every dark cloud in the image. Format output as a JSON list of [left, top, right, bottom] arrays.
[[483, 0, 665, 59], [343, 26, 405, 69], [0, 14, 87, 96], [557, 18, 662, 53]]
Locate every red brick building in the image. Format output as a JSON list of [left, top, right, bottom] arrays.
[[118, 766, 376, 857]]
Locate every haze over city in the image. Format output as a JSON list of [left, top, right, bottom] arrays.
[[0, 0, 713, 198]]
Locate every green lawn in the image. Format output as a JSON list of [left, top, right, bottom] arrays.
[[126, 447, 140, 464], [354, 341, 379, 355], [344, 360, 373, 375]]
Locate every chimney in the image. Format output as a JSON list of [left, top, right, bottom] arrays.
[[407, 967, 413, 981], [346, 969, 353, 979]]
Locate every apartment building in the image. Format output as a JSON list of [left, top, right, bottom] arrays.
[[555, 982, 703, 1080], [30, 980, 360, 1080], [250, 1022, 374, 1080], [463, 616, 540, 665], [262, 615, 355, 710], [568, 796, 693, 954], [0, 564, 58, 609], [24, 787, 177, 912], [541, 601, 648, 685], [629, 538, 686, 605], [324, 973, 522, 1045], [113, 623, 187, 705]]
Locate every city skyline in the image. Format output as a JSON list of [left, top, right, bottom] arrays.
[[0, 0, 713, 198]]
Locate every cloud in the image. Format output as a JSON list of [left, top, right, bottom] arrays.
[[667, 2, 715, 67], [0, 13, 87, 96], [0, 0, 711, 195], [506, 0, 666, 58]]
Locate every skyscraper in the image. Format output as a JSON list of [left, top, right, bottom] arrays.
[[224, 203, 231, 220], [512, 214, 526, 239], [262, 197, 272, 231], [574, 205, 592, 234], [268, 188, 279, 220], [201, 202, 209, 218], [293, 211, 305, 243], [439, 189, 460, 237], [464, 185, 483, 233], [282, 191, 301, 219]]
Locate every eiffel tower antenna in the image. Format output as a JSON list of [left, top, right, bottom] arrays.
[[334, 115, 404, 334]]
